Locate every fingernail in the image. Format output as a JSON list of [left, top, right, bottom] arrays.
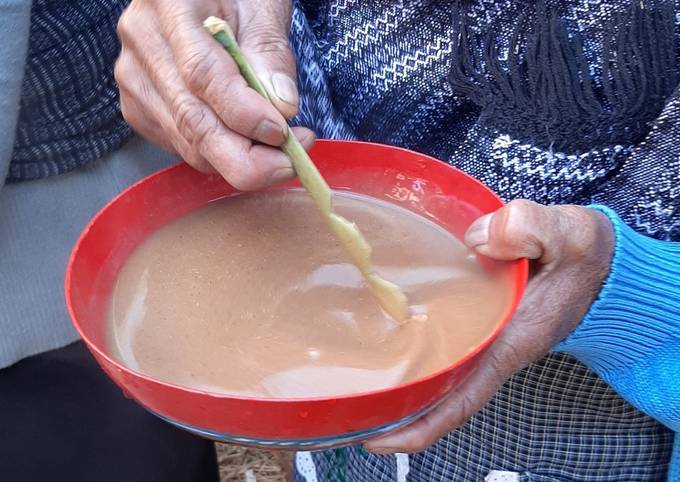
[[465, 213, 493, 248], [364, 445, 400, 455], [271, 73, 299, 106], [255, 119, 286, 145], [269, 167, 295, 185]]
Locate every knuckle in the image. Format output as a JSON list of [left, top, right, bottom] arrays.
[[172, 96, 213, 145], [117, 4, 154, 56], [193, 120, 221, 151], [401, 432, 434, 453], [209, 76, 244, 122], [499, 200, 541, 250], [179, 49, 218, 94], [505, 199, 536, 221], [115, 71, 139, 124], [223, 166, 260, 192], [566, 207, 607, 260], [118, 95, 134, 123], [393, 430, 439, 454], [254, 36, 290, 56], [116, 8, 129, 39], [116, 5, 139, 43], [113, 57, 126, 85], [113, 53, 134, 87], [457, 392, 476, 420], [487, 349, 509, 378], [495, 338, 524, 370], [194, 134, 263, 191], [245, 23, 291, 55], [183, 152, 212, 173]]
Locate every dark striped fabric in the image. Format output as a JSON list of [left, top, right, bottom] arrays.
[[8, 0, 131, 183], [291, 0, 680, 242]]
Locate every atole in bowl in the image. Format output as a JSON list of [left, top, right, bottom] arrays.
[[65, 140, 528, 449]]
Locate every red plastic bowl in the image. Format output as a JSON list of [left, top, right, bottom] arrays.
[[65, 140, 527, 449]]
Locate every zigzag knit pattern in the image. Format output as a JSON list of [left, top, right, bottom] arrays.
[[292, 0, 679, 242]]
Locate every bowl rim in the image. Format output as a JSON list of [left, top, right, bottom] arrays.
[[65, 139, 529, 404]]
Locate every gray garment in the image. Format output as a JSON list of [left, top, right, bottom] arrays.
[[0, 137, 178, 368], [0, 0, 177, 368], [0, 0, 30, 182]]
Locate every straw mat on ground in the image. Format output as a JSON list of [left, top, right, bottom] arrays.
[[217, 443, 291, 482]]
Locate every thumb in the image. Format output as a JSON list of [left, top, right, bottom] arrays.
[[464, 200, 566, 263], [237, 1, 299, 118]]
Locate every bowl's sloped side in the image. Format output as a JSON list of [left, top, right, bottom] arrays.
[[66, 165, 235, 350], [66, 140, 527, 444], [90, 344, 478, 442]]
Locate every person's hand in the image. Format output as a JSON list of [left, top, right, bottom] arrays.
[[365, 200, 615, 454], [115, 0, 315, 190]]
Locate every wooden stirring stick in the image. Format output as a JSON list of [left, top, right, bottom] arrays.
[[204, 16, 409, 322]]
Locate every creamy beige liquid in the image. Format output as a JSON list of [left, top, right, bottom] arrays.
[[108, 190, 513, 398]]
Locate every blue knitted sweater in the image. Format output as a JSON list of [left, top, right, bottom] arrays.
[[2, 0, 680, 480]]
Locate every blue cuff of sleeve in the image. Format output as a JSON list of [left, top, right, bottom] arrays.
[[553, 205, 680, 373]]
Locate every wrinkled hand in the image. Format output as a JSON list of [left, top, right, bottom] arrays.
[[365, 200, 615, 454], [115, 0, 315, 190]]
